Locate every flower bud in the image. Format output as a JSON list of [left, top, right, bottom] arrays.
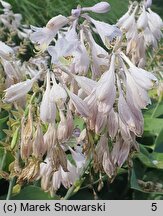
[[0, 0, 11, 9], [144, 0, 152, 9], [82, 2, 110, 14], [46, 15, 68, 30]]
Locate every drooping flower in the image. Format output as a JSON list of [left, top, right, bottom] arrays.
[[48, 37, 78, 65], [137, 6, 148, 30], [0, 0, 11, 10], [84, 15, 122, 45], [87, 31, 108, 79], [50, 74, 67, 107], [120, 6, 138, 32], [67, 89, 91, 118], [72, 36, 90, 75], [4, 76, 36, 103], [30, 15, 68, 51], [20, 107, 33, 160], [40, 72, 56, 123], [96, 54, 116, 114], [73, 75, 97, 95], [0, 41, 14, 59], [32, 123, 46, 159]]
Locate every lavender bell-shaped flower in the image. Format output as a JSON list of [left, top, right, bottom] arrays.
[[30, 15, 68, 51], [40, 72, 56, 123], [96, 54, 116, 114]]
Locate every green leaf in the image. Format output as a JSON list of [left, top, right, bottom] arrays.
[[11, 185, 60, 200], [154, 128, 163, 153], [131, 160, 163, 194], [131, 167, 141, 191], [144, 117, 163, 135], [134, 152, 156, 168], [0, 148, 14, 172], [74, 116, 85, 130], [0, 111, 8, 140], [151, 152, 163, 169], [144, 101, 163, 118]]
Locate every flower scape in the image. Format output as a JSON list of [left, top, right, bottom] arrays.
[[0, 0, 163, 199]]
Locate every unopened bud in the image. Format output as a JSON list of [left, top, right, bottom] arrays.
[[82, 2, 110, 14], [144, 0, 152, 9]]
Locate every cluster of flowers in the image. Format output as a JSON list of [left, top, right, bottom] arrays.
[[0, 0, 162, 195]]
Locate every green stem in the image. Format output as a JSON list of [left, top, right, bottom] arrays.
[[64, 157, 92, 200], [80, 175, 108, 190], [6, 177, 16, 200], [147, 47, 161, 69], [0, 149, 7, 170], [151, 98, 162, 119]]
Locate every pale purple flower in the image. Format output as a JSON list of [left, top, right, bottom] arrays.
[[50, 74, 67, 106], [72, 42, 90, 75], [107, 109, 119, 139], [137, 6, 148, 30], [74, 75, 97, 95], [0, 41, 14, 58], [144, 0, 152, 9], [68, 90, 91, 118], [0, 0, 11, 10], [96, 54, 116, 113], [87, 31, 108, 78], [40, 72, 56, 123], [120, 6, 137, 32], [30, 15, 68, 51], [85, 15, 121, 45], [112, 137, 130, 167], [95, 111, 107, 134], [103, 152, 115, 178], [4, 76, 36, 103], [48, 37, 78, 64], [81, 2, 110, 14]]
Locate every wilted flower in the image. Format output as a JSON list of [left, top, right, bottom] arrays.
[[44, 124, 57, 152], [32, 123, 46, 159], [57, 110, 69, 142], [20, 107, 33, 160]]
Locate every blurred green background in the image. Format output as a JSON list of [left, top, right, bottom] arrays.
[[6, 0, 163, 26]]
